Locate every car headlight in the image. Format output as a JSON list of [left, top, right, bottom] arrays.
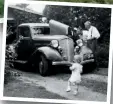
[[51, 40, 59, 48]]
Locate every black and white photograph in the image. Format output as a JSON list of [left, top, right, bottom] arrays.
[[1, 1, 113, 104]]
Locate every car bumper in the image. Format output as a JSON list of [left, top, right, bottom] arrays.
[[81, 59, 95, 65], [52, 59, 94, 66], [52, 61, 72, 66]]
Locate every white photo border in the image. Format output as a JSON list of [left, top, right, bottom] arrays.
[[0, 18, 4, 23], [0, 0, 113, 104]]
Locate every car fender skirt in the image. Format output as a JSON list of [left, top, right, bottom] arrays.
[[37, 47, 63, 61]]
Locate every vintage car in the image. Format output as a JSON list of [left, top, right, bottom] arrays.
[[13, 21, 95, 76]]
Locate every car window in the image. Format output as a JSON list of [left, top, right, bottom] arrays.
[[19, 27, 30, 37], [32, 26, 50, 35]]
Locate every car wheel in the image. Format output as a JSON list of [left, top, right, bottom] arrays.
[[38, 54, 50, 76]]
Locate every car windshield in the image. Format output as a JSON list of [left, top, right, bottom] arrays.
[[31, 26, 50, 35]]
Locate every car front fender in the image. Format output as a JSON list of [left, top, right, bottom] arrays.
[[37, 46, 63, 61]]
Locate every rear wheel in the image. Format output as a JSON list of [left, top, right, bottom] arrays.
[[38, 54, 51, 76]]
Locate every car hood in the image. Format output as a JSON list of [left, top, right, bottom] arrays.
[[32, 35, 70, 41]]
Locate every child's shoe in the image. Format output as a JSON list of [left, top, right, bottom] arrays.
[[66, 87, 71, 92]]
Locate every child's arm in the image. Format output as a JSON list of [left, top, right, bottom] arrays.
[[69, 63, 77, 71], [69, 66, 73, 71], [79, 65, 83, 73]]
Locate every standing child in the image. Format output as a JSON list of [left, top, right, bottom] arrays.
[[66, 55, 83, 95]]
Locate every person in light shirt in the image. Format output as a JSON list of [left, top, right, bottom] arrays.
[[84, 21, 100, 40], [84, 21, 100, 67]]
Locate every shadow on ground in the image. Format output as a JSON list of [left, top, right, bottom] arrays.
[[12, 61, 107, 76]]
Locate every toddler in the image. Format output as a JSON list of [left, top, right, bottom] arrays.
[[66, 55, 83, 95]]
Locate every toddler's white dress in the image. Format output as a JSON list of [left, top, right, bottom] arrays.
[[69, 63, 83, 84]]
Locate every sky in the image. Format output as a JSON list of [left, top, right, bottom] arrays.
[[27, 4, 46, 14], [8, 2, 46, 15]]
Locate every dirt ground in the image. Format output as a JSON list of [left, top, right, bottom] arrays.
[[3, 66, 108, 102]]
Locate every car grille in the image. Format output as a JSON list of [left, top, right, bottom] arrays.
[[59, 38, 74, 62], [83, 53, 94, 61]]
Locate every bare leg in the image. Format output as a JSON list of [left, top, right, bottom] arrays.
[[73, 83, 79, 95], [66, 80, 71, 92]]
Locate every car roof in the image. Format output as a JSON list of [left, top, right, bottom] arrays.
[[18, 23, 49, 27]]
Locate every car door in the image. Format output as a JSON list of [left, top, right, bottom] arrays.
[[16, 26, 33, 60]]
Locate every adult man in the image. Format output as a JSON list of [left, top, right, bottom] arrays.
[[84, 21, 100, 67], [84, 21, 100, 52]]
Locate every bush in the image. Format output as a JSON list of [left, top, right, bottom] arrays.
[[6, 45, 17, 60], [4, 64, 21, 84], [4, 44, 19, 84], [96, 44, 109, 68]]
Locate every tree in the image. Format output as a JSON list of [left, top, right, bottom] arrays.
[[43, 5, 111, 44]]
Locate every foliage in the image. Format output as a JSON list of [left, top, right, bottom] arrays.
[[4, 63, 21, 84], [43, 5, 111, 67], [5, 44, 21, 84], [0, 0, 113, 18], [6, 45, 17, 60], [0, 0, 4, 17], [43, 5, 111, 42], [96, 44, 109, 67], [39, 0, 113, 4]]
